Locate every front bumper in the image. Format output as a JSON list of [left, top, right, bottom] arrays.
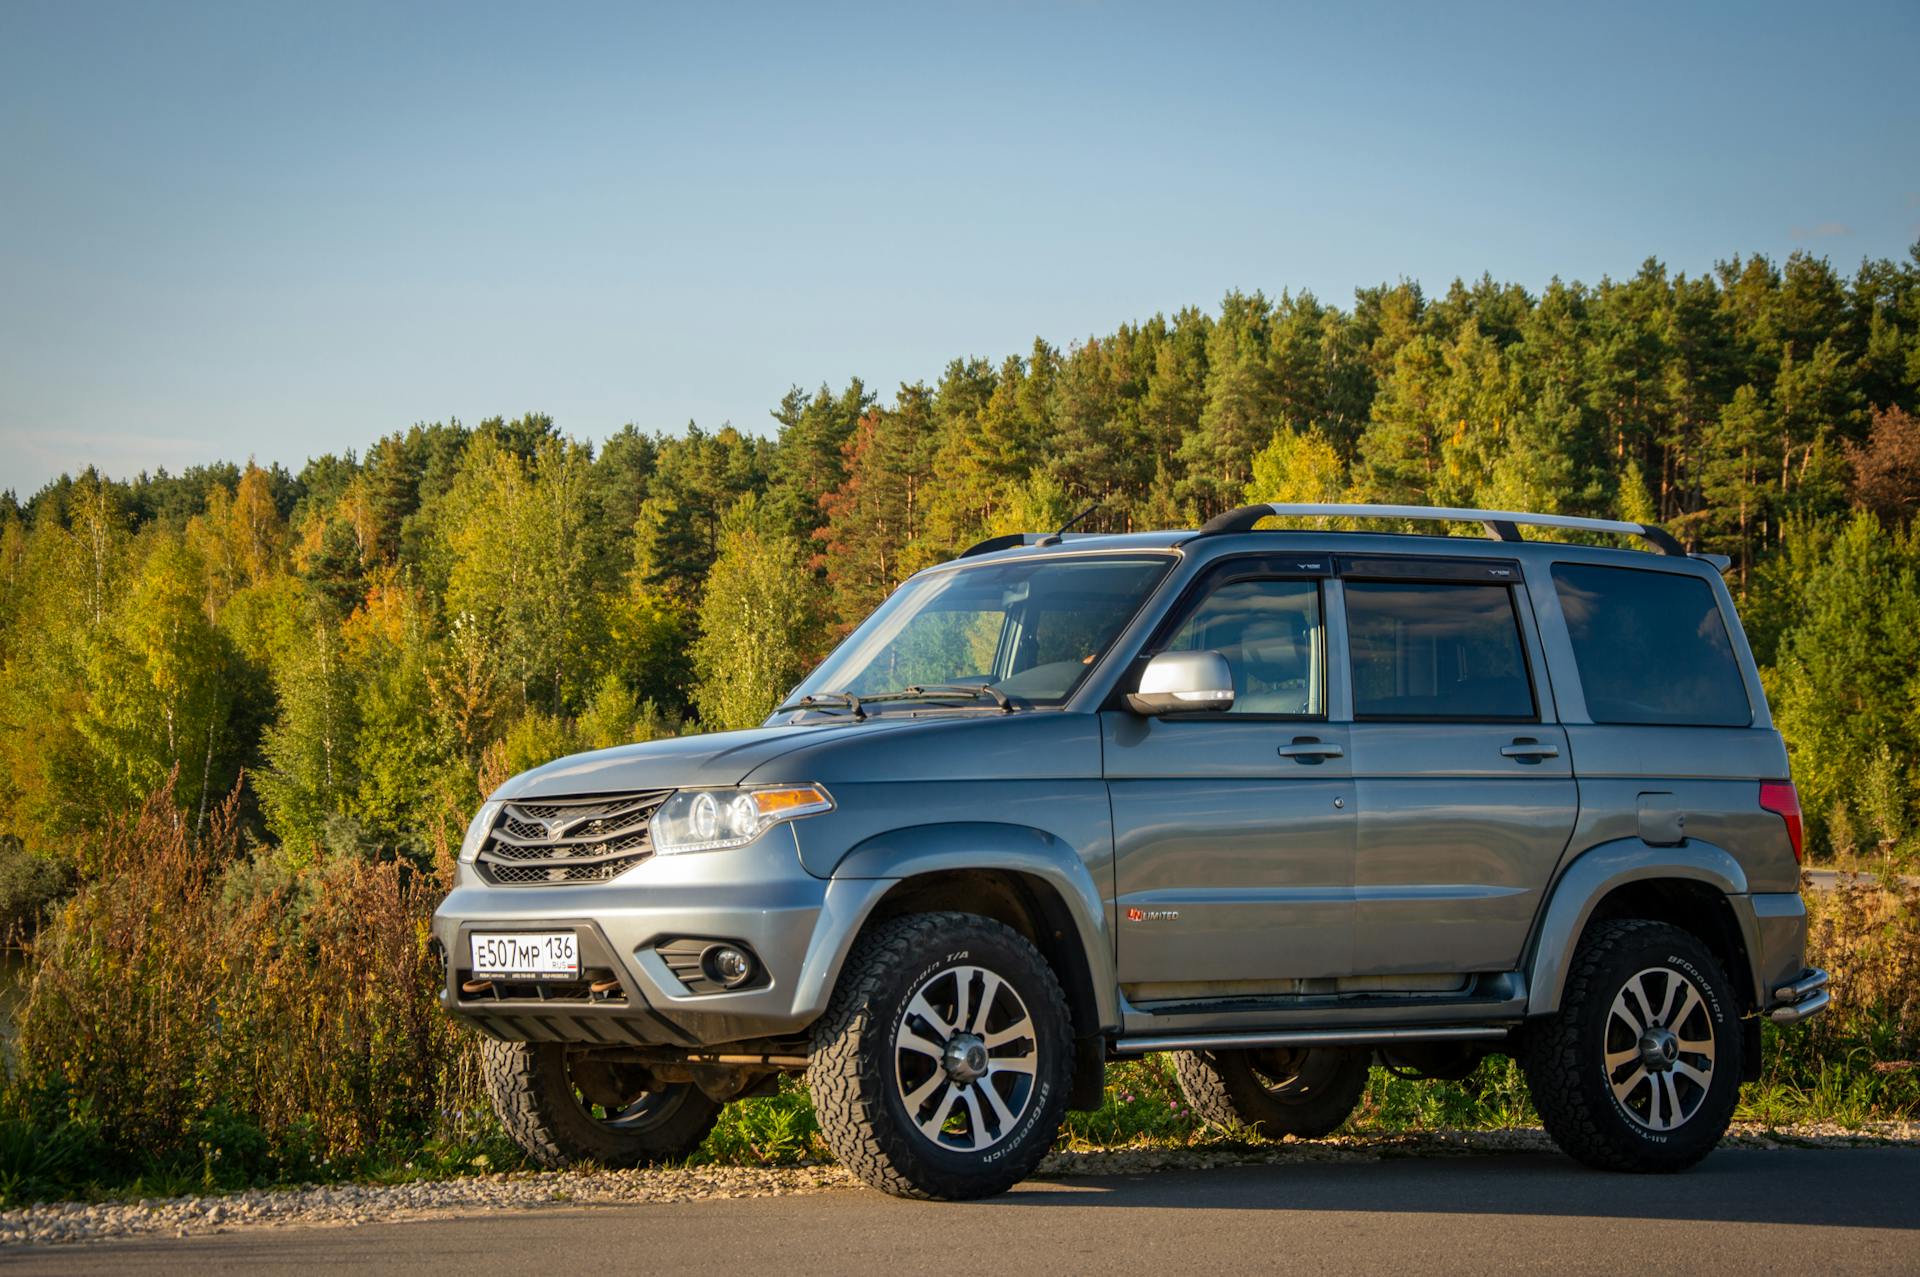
[[431, 827, 894, 1047]]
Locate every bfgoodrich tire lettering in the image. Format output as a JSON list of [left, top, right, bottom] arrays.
[[1523, 918, 1743, 1173], [808, 911, 1073, 1200]]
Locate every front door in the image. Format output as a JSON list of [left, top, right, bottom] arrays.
[[1336, 561, 1578, 977], [1105, 566, 1357, 1004]]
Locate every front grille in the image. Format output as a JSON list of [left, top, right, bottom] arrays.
[[475, 791, 671, 887]]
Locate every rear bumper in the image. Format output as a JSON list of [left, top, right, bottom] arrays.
[[1767, 968, 1831, 1024], [1748, 891, 1814, 1013], [431, 830, 894, 1047]]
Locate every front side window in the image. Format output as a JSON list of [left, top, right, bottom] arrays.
[[1551, 564, 1751, 727], [1160, 578, 1324, 716], [1345, 582, 1535, 720], [795, 555, 1172, 707]]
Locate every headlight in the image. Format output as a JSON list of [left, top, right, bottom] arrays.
[[458, 799, 504, 863], [650, 785, 833, 854]]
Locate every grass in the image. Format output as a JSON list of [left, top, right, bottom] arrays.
[[2, 1048, 1913, 1209]]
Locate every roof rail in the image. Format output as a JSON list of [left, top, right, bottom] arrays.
[[957, 531, 1093, 558], [1191, 503, 1686, 557]]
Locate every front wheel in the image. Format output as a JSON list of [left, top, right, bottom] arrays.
[[1523, 918, 1742, 1172], [481, 1038, 723, 1168], [808, 911, 1073, 1200]]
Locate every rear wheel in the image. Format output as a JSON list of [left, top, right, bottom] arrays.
[[808, 911, 1073, 1200], [1523, 918, 1741, 1172], [481, 1038, 723, 1168], [1174, 1046, 1369, 1138]]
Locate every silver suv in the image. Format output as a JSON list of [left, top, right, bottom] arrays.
[[433, 502, 1830, 1200]]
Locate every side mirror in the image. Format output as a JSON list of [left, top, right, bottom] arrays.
[[1126, 649, 1235, 716]]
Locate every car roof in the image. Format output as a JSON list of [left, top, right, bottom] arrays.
[[941, 526, 1725, 579]]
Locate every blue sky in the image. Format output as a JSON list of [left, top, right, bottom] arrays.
[[3, 0, 1917, 498]]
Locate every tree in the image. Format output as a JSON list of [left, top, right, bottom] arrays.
[[693, 497, 817, 732], [346, 592, 447, 859], [816, 387, 944, 629], [441, 436, 602, 712], [255, 610, 358, 861], [75, 535, 237, 835], [1771, 338, 1859, 521], [1133, 309, 1210, 524], [1848, 406, 1920, 524], [1179, 292, 1280, 516], [766, 380, 870, 547], [1769, 514, 1920, 848], [632, 425, 772, 602], [1693, 385, 1773, 580], [1353, 335, 1449, 503], [360, 435, 422, 566], [1244, 427, 1347, 505]]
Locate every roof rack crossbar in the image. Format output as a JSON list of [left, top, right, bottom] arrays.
[[1191, 503, 1686, 556]]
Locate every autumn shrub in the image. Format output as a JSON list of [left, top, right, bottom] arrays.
[[7, 780, 492, 1191], [1747, 871, 1920, 1121]]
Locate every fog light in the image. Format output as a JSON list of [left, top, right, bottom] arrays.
[[704, 945, 754, 988]]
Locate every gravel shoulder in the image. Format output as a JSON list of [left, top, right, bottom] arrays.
[[6, 1121, 1917, 1249]]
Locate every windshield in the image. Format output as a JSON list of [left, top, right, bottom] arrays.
[[787, 554, 1173, 711]]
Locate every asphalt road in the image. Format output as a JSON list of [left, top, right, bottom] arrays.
[[10, 1147, 1918, 1276], [1804, 868, 1917, 893]]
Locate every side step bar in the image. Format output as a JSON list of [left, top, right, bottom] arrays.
[[1112, 1024, 1512, 1055]]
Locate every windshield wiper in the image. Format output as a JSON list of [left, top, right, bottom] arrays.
[[775, 691, 865, 720], [863, 684, 1017, 713]]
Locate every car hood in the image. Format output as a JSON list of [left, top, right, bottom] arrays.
[[491, 712, 1102, 799]]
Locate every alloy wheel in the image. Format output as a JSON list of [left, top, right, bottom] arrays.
[[892, 964, 1039, 1152], [1604, 966, 1717, 1132]]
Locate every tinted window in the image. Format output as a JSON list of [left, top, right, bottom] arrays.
[[1162, 579, 1323, 716], [1551, 564, 1750, 727], [1346, 582, 1534, 720]]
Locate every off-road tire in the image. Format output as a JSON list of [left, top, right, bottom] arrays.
[[1173, 1047, 1369, 1138], [808, 911, 1073, 1200], [1523, 918, 1742, 1173], [481, 1038, 722, 1168]]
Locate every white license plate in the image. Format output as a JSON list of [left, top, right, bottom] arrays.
[[470, 931, 579, 978]]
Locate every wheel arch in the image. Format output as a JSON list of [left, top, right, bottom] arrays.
[[1525, 838, 1762, 1019], [815, 822, 1117, 1052]]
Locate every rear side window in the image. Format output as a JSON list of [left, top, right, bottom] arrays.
[[1344, 582, 1535, 720], [1551, 564, 1751, 727]]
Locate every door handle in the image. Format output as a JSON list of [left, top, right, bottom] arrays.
[[1500, 740, 1560, 761], [1278, 740, 1344, 760]]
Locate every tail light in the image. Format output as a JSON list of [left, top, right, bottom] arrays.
[[1759, 780, 1804, 864]]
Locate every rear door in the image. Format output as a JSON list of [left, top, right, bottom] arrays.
[[1337, 556, 1578, 977], [1104, 556, 1357, 1000]]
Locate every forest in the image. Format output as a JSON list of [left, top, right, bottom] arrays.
[[1, 244, 1918, 1194]]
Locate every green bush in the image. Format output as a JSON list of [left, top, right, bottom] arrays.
[[0, 837, 70, 938]]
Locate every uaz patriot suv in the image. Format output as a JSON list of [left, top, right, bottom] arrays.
[[434, 502, 1830, 1200]]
